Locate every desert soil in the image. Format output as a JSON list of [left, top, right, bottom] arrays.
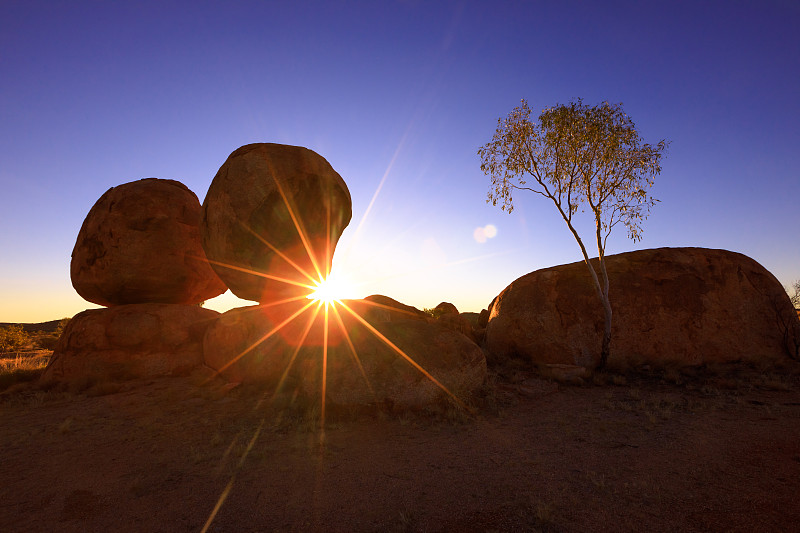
[[1, 363, 799, 533]]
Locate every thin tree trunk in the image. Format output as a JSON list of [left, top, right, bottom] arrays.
[[560, 218, 607, 369], [595, 216, 612, 370], [548, 197, 607, 370], [598, 288, 612, 369]]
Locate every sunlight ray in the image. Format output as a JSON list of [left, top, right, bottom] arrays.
[[239, 221, 318, 285], [266, 303, 323, 406], [201, 421, 264, 533], [216, 436, 241, 478], [336, 300, 468, 410], [268, 165, 325, 281], [200, 480, 233, 533], [329, 303, 375, 397], [336, 127, 410, 265], [320, 302, 330, 434], [208, 299, 317, 378], [254, 294, 314, 309], [325, 180, 332, 279], [197, 256, 316, 291]]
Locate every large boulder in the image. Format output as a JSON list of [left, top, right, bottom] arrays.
[[203, 297, 486, 409], [71, 178, 227, 306], [201, 144, 352, 304], [202, 304, 304, 386], [486, 247, 800, 370], [303, 315, 487, 409], [41, 304, 220, 386]]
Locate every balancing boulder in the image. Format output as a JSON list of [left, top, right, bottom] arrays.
[[71, 178, 227, 306], [201, 143, 352, 303], [486, 247, 800, 370]]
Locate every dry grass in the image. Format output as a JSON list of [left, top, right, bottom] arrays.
[[0, 350, 50, 392]]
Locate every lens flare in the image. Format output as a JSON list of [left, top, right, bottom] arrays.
[[197, 144, 494, 532], [307, 274, 352, 305]]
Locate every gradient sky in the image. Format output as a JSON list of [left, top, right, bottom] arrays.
[[1, 0, 799, 323]]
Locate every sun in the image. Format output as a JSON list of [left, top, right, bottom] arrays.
[[307, 274, 352, 305]]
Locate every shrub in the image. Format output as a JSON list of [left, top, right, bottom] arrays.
[[54, 317, 71, 336], [0, 325, 30, 353], [36, 335, 60, 350], [0, 350, 50, 391], [422, 307, 445, 319]]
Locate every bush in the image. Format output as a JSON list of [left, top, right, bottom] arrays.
[[54, 317, 71, 336], [0, 325, 30, 353], [422, 307, 445, 319], [34, 317, 71, 350], [36, 335, 60, 350]]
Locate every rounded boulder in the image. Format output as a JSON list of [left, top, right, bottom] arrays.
[[71, 178, 227, 306], [486, 247, 800, 370], [201, 143, 352, 304]]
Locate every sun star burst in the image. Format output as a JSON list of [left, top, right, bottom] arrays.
[[307, 276, 348, 305]]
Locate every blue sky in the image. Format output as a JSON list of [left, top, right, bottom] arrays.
[[1, 0, 798, 322]]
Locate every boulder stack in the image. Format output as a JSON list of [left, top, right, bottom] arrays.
[[47, 145, 488, 408], [47, 177, 226, 387]]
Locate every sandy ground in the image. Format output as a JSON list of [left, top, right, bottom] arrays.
[[1, 363, 799, 533]]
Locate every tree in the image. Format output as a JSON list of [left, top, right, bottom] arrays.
[[789, 280, 800, 309], [478, 99, 668, 368]]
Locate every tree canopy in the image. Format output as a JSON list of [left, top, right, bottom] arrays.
[[479, 98, 668, 367]]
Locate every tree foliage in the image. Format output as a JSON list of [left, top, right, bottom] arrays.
[[789, 280, 800, 309], [0, 325, 30, 353], [479, 98, 668, 367]]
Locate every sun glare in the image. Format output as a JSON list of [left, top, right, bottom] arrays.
[[307, 274, 351, 305], [199, 145, 478, 533]]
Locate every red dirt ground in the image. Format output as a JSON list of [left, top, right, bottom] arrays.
[[1, 362, 799, 532]]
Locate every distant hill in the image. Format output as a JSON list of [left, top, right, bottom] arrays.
[[0, 320, 62, 333]]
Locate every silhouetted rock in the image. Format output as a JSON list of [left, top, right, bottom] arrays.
[[436, 312, 476, 342], [478, 309, 490, 328], [305, 315, 487, 409], [423, 305, 484, 345], [201, 144, 352, 304], [354, 295, 427, 323], [203, 297, 486, 408], [41, 304, 219, 387], [486, 247, 800, 370], [434, 302, 459, 316], [71, 178, 227, 306]]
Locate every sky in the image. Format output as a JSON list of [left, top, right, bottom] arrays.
[[1, 0, 799, 323]]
